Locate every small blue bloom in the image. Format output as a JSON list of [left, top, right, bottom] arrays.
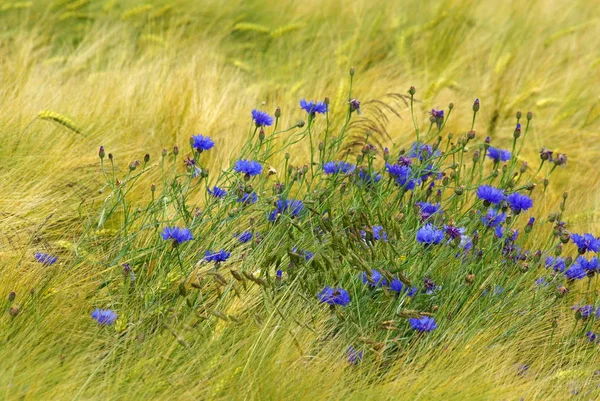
[[416, 202, 442, 221], [323, 161, 355, 175], [586, 331, 598, 343], [161, 227, 194, 244], [251, 109, 274, 127], [506, 193, 533, 213], [276, 269, 283, 279], [357, 169, 382, 184], [360, 225, 388, 242], [408, 142, 441, 161], [91, 308, 118, 325], [416, 224, 445, 245], [481, 209, 507, 228], [487, 147, 511, 163], [535, 277, 548, 287], [207, 186, 227, 198], [565, 264, 586, 280], [477, 185, 505, 205], [574, 304, 597, 319], [237, 192, 258, 204], [234, 159, 263, 176], [545, 256, 566, 273], [361, 269, 387, 287], [386, 163, 418, 190], [346, 346, 363, 365], [409, 316, 437, 333], [389, 279, 418, 297], [236, 231, 253, 243], [571, 233, 600, 253], [300, 99, 328, 115], [191, 135, 215, 151], [318, 286, 350, 306], [268, 199, 305, 222], [495, 225, 504, 239], [34, 252, 57, 266], [204, 249, 231, 263], [292, 247, 314, 262], [430, 109, 444, 119]]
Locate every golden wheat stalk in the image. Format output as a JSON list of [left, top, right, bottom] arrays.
[[37, 110, 83, 135]]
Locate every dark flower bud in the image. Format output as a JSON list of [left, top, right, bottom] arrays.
[[502, 164, 508, 173], [520, 162, 528, 174], [275, 107, 281, 118], [485, 136, 491, 144], [465, 273, 475, 284], [472, 231, 479, 247], [557, 286, 569, 297], [129, 160, 140, 171], [8, 291, 15, 302], [543, 178, 549, 188], [296, 120, 305, 128], [108, 153, 113, 161], [563, 191, 568, 200], [454, 186, 465, 196], [554, 243, 562, 256], [408, 86, 416, 96], [540, 147, 553, 161], [258, 128, 265, 142], [467, 130, 476, 140], [553, 153, 567, 166], [527, 111, 533, 121], [514, 123, 521, 139], [565, 256, 573, 267], [448, 102, 454, 110], [144, 153, 150, 164], [349, 67, 355, 76], [356, 154, 363, 164], [318, 142, 324, 151], [99, 146, 105, 159], [523, 183, 535, 192], [9, 306, 19, 317], [442, 176, 449, 186], [285, 152, 290, 160], [173, 146, 179, 156], [560, 232, 570, 243], [324, 97, 330, 106], [429, 115, 436, 124], [448, 132, 454, 140], [349, 98, 361, 114], [516, 111, 522, 120], [472, 150, 480, 163], [151, 183, 156, 192], [383, 147, 390, 162], [473, 99, 480, 112], [162, 148, 167, 157]]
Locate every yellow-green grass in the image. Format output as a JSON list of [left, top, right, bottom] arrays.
[[1, 0, 600, 399]]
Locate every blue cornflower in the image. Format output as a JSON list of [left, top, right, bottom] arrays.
[[487, 147, 511, 163], [407, 142, 441, 161], [236, 231, 253, 243], [323, 161, 356, 175], [204, 249, 231, 263], [482, 286, 504, 297], [565, 264, 586, 280], [237, 192, 258, 204], [361, 269, 387, 287], [300, 99, 328, 115], [506, 193, 533, 214], [416, 202, 443, 221], [386, 163, 418, 190], [481, 208, 507, 228], [535, 277, 548, 287], [234, 159, 262, 176], [477, 185, 505, 205], [460, 234, 473, 250], [207, 186, 227, 198], [357, 169, 382, 184], [430, 109, 444, 119], [416, 224, 445, 245], [360, 225, 388, 242], [276, 269, 283, 279], [191, 135, 214, 152], [268, 199, 305, 222], [34, 252, 57, 266], [586, 331, 598, 343], [409, 316, 437, 333], [318, 286, 350, 306], [161, 227, 194, 244], [91, 309, 118, 325], [573, 304, 597, 319], [346, 346, 363, 365], [495, 225, 504, 239], [389, 278, 418, 296], [424, 277, 440, 294], [291, 247, 314, 261], [545, 256, 566, 273], [251, 109, 274, 127], [571, 233, 600, 254], [444, 224, 464, 240]]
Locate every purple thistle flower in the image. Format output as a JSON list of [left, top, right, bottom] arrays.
[[161, 227, 194, 244], [318, 286, 350, 306], [300, 99, 328, 115], [361, 269, 387, 287], [487, 147, 511, 163], [91, 309, 118, 325], [251, 109, 274, 127], [268, 199, 305, 222], [34, 252, 57, 266], [571, 233, 600, 254], [207, 186, 227, 198], [506, 193, 533, 214], [409, 316, 437, 333], [234, 159, 262, 176], [416, 224, 445, 245], [191, 135, 215, 152], [204, 249, 231, 263], [477, 185, 505, 205], [323, 161, 356, 175]]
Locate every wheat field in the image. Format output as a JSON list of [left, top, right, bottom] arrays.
[[1, 0, 600, 400]]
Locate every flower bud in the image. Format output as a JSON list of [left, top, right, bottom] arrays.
[[520, 162, 528, 174], [296, 120, 305, 128], [448, 102, 454, 110], [8, 291, 15, 302], [560, 232, 570, 244], [324, 97, 330, 106], [527, 111, 533, 121], [144, 153, 150, 164], [99, 146, 105, 159], [9, 306, 19, 317], [318, 141, 324, 151], [162, 148, 167, 157], [467, 130, 476, 140], [553, 153, 567, 166], [108, 153, 113, 161], [543, 178, 549, 188], [516, 111, 522, 120], [557, 286, 569, 297], [554, 243, 562, 256], [485, 136, 491, 144], [383, 147, 390, 162], [285, 152, 290, 160], [465, 273, 475, 284], [473, 99, 480, 112], [454, 186, 465, 196], [275, 107, 281, 118], [563, 191, 568, 200], [173, 146, 179, 156], [349, 67, 355, 76], [258, 128, 265, 142], [408, 86, 416, 96], [151, 183, 156, 192], [442, 176, 449, 186], [514, 123, 521, 139], [472, 150, 480, 163]]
